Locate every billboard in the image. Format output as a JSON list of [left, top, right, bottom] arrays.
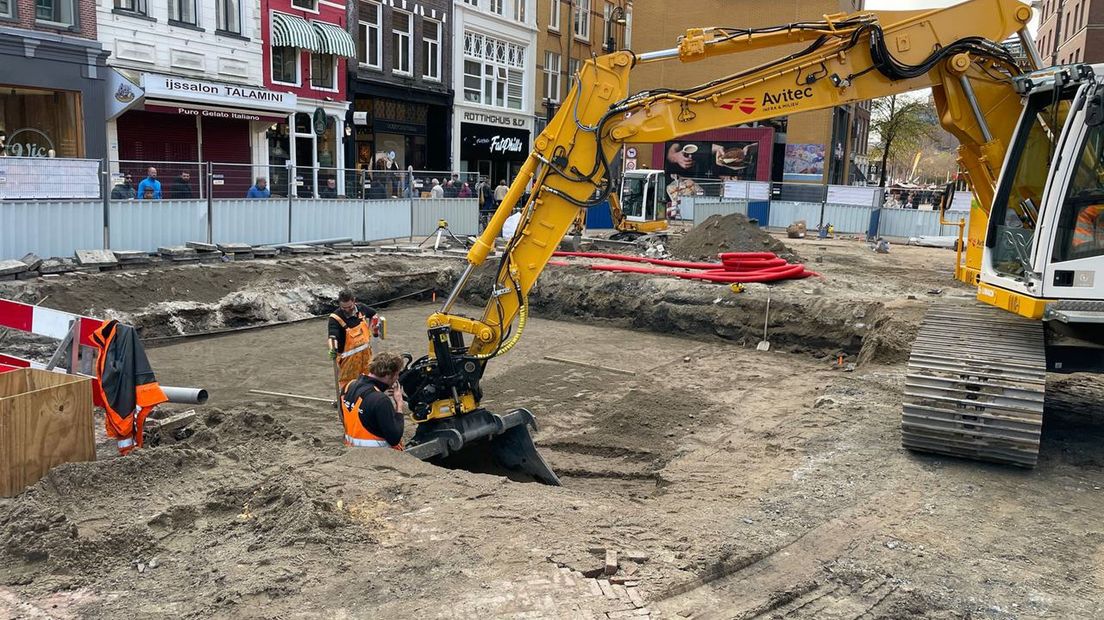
[[662, 140, 760, 181], [783, 143, 826, 182]]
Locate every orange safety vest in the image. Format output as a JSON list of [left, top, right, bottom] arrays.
[[340, 381, 401, 450], [1073, 204, 1104, 247], [331, 311, 373, 385], [90, 320, 168, 455]]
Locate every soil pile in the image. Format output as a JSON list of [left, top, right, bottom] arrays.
[[672, 213, 798, 261]]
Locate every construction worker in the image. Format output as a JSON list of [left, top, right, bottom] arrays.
[[340, 352, 406, 449], [1073, 204, 1104, 250], [328, 289, 380, 385]]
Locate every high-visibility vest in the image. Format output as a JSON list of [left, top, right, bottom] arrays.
[[90, 320, 168, 455], [1073, 204, 1104, 247], [340, 381, 400, 450], [331, 311, 373, 384]]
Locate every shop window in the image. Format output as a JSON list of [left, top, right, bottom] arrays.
[[548, 0, 560, 31], [573, 0, 589, 40], [292, 0, 316, 10], [169, 0, 196, 25], [317, 118, 337, 172], [272, 46, 299, 85], [392, 10, 412, 75], [422, 19, 441, 81], [358, 1, 381, 68], [216, 0, 240, 34], [0, 86, 84, 158], [543, 51, 560, 103], [311, 53, 336, 89], [36, 0, 76, 26], [114, 0, 148, 17]]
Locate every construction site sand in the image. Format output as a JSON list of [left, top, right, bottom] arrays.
[[1, 242, 1103, 618], [671, 213, 798, 261]]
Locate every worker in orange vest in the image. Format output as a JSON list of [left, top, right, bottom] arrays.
[[340, 352, 406, 449], [328, 289, 381, 385], [1073, 204, 1104, 250]]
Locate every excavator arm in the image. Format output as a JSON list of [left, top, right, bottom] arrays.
[[399, 0, 1036, 483]]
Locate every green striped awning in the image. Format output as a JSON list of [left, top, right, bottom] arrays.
[[312, 21, 357, 58], [272, 12, 319, 51]]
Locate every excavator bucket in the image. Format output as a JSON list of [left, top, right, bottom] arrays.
[[404, 408, 561, 486]]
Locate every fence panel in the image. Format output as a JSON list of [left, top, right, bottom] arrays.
[[768, 201, 822, 228], [365, 199, 412, 240], [691, 199, 748, 225], [412, 198, 479, 236], [822, 204, 874, 234], [290, 199, 365, 242], [212, 199, 290, 246], [878, 208, 949, 238], [0, 201, 103, 260], [109, 200, 207, 251]]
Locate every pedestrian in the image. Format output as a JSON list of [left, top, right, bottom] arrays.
[[339, 352, 405, 449], [110, 173, 136, 199], [169, 171, 194, 199], [247, 177, 271, 198], [328, 289, 380, 386], [458, 182, 473, 198], [430, 178, 444, 199], [444, 179, 458, 198], [136, 167, 162, 200], [320, 177, 338, 198], [494, 179, 509, 207]]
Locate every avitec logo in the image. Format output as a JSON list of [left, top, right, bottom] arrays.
[[720, 97, 757, 114]]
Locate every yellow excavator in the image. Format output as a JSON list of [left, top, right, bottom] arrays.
[[400, 0, 1104, 482]]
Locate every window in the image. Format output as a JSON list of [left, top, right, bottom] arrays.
[[311, 53, 335, 89], [490, 0, 502, 15], [0, 0, 10, 17], [216, 0, 240, 33], [543, 51, 561, 102], [548, 0, 559, 31], [463, 0, 477, 5], [392, 10, 412, 75], [272, 46, 299, 84], [513, 0, 524, 22], [422, 19, 441, 80], [292, 0, 316, 10], [35, 0, 75, 25], [463, 31, 525, 110], [1053, 120, 1104, 262], [358, 1, 381, 68], [573, 0, 589, 39], [0, 86, 84, 157], [114, 0, 148, 16], [169, 0, 196, 25]]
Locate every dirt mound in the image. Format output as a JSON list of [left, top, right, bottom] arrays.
[[672, 213, 798, 261]]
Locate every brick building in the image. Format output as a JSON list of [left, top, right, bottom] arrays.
[[1036, 0, 1101, 65], [622, 0, 870, 186], [0, 0, 109, 158], [346, 0, 453, 174]]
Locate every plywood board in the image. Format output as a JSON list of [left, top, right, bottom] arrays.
[[0, 369, 95, 497]]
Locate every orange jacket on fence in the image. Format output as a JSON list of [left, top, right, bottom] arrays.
[[91, 320, 168, 455]]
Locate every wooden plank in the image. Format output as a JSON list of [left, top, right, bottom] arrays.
[[248, 389, 333, 403], [1, 369, 95, 497], [542, 356, 636, 376]]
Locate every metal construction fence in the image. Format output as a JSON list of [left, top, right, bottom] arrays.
[[2, 156, 975, 260]]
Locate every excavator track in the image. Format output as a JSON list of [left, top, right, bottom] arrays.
[[902, 302, 1047, 467]]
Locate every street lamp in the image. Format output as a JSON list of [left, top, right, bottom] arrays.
[[604, 6, 627, 53]]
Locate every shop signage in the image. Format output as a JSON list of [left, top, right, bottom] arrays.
[[376, 120, 424, 135], [141, 73, 297, 113], [144, 103, 287, 124], [462, 110, 529, 128], [3, 128, 55, 158], [212, 174, 225, 186], [106, 69, 144, 121], [460, 123, 530, 161], [313, 108, 327, 136]]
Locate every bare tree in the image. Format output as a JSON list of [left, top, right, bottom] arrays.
[[868, 95, 936, 187]]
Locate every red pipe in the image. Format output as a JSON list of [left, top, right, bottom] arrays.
[[550, 250, 817, 283]]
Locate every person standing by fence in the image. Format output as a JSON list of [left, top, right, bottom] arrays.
[[247, 177, 271, 198], [169, 171, 193, 199], [137, 167, 162, 200], [111, 174, 136, 199], [494, 179, 508, 207]]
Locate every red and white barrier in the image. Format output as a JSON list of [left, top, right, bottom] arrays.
[[0, 298, 105, 404]]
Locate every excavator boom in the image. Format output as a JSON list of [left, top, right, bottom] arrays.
[[399, 0, 1037, 482]]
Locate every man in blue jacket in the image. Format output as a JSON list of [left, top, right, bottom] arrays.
[[247, 177, 271, 198], [136, 167, 162, 200]]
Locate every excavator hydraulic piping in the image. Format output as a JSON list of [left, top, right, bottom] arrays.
[[1018, 28, 1043, 69], [959, 73, 994, 143]]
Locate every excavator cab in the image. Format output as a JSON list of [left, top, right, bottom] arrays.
[[610, 169, 670, 240]]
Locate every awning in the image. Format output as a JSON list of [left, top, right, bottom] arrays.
[[272, 13, 319, 51], [312, 21, 357, 58]]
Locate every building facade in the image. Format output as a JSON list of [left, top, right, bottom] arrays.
[[623, 0, 870, 186], [1, 0, 110, 160], [262, 0, 357, 197], [534, 0, 630, 133], [1036, 0, 1102, 65], [99, 0, 291, 194], [346, 0, 453, 176], [451, 0, 536, 185]]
